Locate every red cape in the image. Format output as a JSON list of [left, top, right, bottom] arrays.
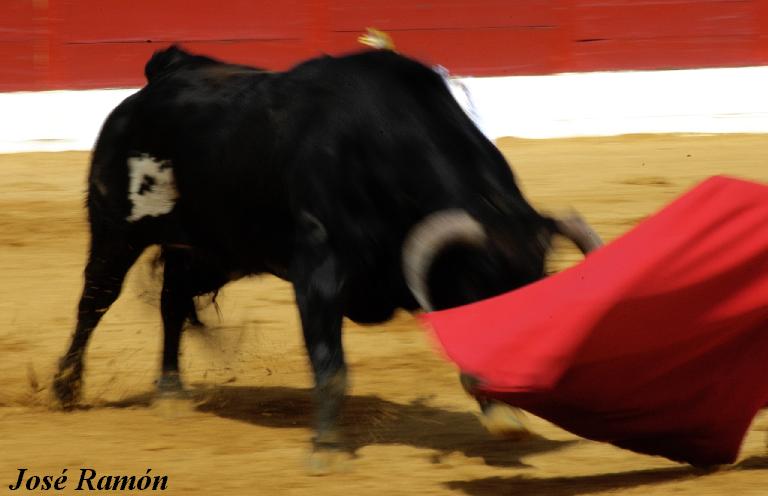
[[422, 176, 768, 466]]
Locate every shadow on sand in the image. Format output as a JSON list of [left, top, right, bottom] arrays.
[[104, 384, 575, 468], [445, 455, 768, 496], [102, 386, 767, 493]]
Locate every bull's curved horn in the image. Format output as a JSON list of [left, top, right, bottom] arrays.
[[402, 210, 487, 312], [555, 212, 603, 254]]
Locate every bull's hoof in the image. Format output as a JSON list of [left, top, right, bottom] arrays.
[[306, 447, 351, 476], [52, 362, 82, 409], [153, 372, 194, 418], [306, 432, 351, 476], [156, 372, 185, 396], [479, 402, 531, 440]]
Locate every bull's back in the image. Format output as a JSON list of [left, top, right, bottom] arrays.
[[88, 48, 527, 275], [280, 51, 522, 232]]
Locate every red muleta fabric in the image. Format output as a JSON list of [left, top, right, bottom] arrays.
[[422, 176, 768, 466]]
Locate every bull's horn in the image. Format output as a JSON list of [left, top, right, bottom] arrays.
[[555, 212, 603, 254], [402, 210, 487, 312]]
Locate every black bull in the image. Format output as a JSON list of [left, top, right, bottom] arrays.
[[53, 46, 600, 463]]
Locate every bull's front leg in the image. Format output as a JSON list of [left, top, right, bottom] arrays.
[[291, 213, 348, 475]]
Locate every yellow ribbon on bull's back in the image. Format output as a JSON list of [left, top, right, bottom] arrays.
[[358, 28, 396, 51]]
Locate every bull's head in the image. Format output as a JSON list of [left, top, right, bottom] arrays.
[[402, 209, 602, 311]]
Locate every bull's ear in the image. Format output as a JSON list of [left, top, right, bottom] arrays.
[[554, 211, 603, 254]]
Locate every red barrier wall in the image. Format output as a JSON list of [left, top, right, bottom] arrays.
[[2, 0, 768, 91]]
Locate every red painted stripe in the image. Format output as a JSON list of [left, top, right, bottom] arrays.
[[573, 1, 759, 39], [571, 35, 764, 72], [46, 40, 318, 90], [757, 0, 768, 56], [330, 28, 565, 76], [0, 41, 37, 89], [0, 0, 767, 91], [328, 0, 560, 30], [57, 0, 308, 42], [0, 0, 36, 42]]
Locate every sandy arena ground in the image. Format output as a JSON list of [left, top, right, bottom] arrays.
[[1, 134, 767, 494]]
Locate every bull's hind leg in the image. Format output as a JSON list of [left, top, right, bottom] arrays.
[[53, 234, 143, 407], [291, 213, 349, 474], [156, 247, 230, 397], [156, 248, 197, 396]]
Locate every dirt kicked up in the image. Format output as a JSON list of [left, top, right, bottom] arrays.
[[0, 134, 767, 495]]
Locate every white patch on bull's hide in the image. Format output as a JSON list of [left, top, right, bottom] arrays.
[[126, 154, 178, 222]]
